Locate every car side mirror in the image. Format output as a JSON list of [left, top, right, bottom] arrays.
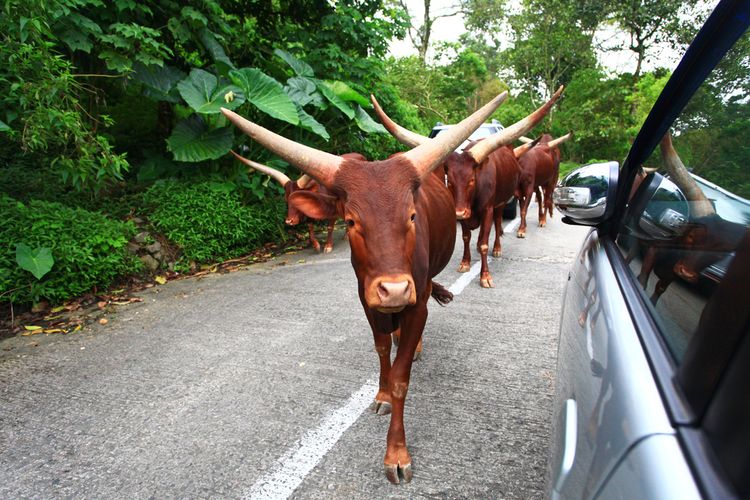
[[553, 162, 619, 226]]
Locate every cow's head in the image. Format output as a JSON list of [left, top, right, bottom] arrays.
[[230, 152, 313, 225], [372, 87, 564, 221], [221, 94, 506, 312]]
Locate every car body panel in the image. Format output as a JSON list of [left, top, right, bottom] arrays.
[[596, 434, 701, 499], [548, 230, 693, 499]]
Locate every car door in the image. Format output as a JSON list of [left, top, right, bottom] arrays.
[[548, 1, 750, 498]]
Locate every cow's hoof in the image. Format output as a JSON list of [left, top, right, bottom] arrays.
[[413, 349, 422, 361], [480, 275, 495, 288], [323, 246, 333, 254], [492, 249, 502, 258], [384, 463, 413, 484], [312, 242, 321, 252], [516, 232, 526, 239], [370, 400, 392, 415], [457, 262, 471, 273], [539, 221, 546, 228]]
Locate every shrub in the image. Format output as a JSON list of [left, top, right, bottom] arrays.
[[0, 196, 141, 305], [142, 180, 286, 263]]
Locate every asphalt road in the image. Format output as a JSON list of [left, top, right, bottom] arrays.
[[0, 209, 588, 499]]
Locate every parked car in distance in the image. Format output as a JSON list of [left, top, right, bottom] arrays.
[[429, 120, 518, 219], [547, 1, 749, 498]]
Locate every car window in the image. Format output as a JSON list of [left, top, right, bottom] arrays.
[[616, 32, 750, 363], [434, 126, 497, 141]]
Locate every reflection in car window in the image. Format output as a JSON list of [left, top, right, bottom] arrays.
[[616, 33, 750, 362]]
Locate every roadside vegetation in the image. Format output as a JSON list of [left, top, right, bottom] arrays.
[[1, 0, 747, 317]]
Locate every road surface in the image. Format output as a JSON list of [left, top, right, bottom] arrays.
[[0, 209, 588, 499]]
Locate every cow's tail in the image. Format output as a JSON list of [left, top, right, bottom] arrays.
[[431, 281, 453, 306]]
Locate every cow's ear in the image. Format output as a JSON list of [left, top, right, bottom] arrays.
[[289, 190, 340, 219]]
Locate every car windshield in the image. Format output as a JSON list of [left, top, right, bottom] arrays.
[[435, 126, 496, 141]]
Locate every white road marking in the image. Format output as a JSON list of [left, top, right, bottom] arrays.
[[244, 379, 378, 500], [244, 216, 521, 498]]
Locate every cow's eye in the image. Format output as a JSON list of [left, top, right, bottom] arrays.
[[410, 213, 416, 222], [346, 219, 355, 228]]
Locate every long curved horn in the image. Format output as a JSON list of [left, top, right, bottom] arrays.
[[402, 92, 508, 179], [229, 151, 291, 186], [468, 86, 565, 164], [547, 132, 572, 149], [519, 136, 534, 144], [513, 137, 540, 158], [659, 133, 714, 217], [642, 167, 658, 174], [221, 108, 343, 189], [370, 95, 429, 148], [296, 174, 313, 189]]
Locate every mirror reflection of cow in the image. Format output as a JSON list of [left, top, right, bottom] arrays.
[[371, 87, 564, 288], [221, 93, 507, 484], [230, 152, 365, 253], [516, 133, 572, 238], [628, 133, 746, 304]]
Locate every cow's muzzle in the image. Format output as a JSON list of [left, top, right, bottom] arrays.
[[368, 275, 416, 313], [455, 208, 471, 220]]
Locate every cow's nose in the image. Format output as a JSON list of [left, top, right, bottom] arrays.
[[456, 209, 470, 220], [377, 280, 412, 308]]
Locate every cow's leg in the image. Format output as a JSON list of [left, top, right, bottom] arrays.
[[492, 205, 504, 258], [545, 184, 555, 219], [479, 206, 494, 288], [517, 185, 533, 238], [383, 303, 428, 484], [458, 221, 472, 272], [371, 330, 393, 416], [537, 186, 547, 227], [392, 328, 422, 361], [308, 223, 321, 252], [638, 246, 657, 289], [323, 219, 335, 253], [650, 278, 672, 305]]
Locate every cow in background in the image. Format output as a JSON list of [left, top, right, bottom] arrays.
[[230, 152, 365, 253], [221, 92, 506, 484], [372, 87, 564, 288], [515, 132, 572, 238]]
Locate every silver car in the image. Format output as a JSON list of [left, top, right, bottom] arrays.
[[547, 1, 750, 498]]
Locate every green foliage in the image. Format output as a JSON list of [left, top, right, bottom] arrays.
[[143, 180, 286, 263], [0, 0, 130, 191], [16, 243, 54, 280], [0, 196, 140, 304]]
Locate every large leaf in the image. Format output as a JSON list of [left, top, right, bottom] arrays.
[[229, 68, 299, 125], [274, 49, 314, 78], [177, 69, 245, 114], [16, 243, 54, 280], [0, 119, 10, 132], [316, 81, 354, 119], [285, 77, 318, 107], [354, 106, 387, 134], [133, 63, 186, 103], [296, 105, 329, 141], [199, 28, 235, 76], [325, 80, 370, 107], [166, 115, 233, 162]]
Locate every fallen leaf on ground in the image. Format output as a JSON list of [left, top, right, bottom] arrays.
[[155, 276, 167, 285], [99, 318, 108, 325]]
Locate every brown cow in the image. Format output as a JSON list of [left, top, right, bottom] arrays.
[[515, 132, 572, 238], [220, 93, 506, 484], [372, 88, 564, 287], [230, 152, 366, 253]]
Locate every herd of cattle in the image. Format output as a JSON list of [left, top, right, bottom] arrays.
[[220, 91, 570, 484]]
